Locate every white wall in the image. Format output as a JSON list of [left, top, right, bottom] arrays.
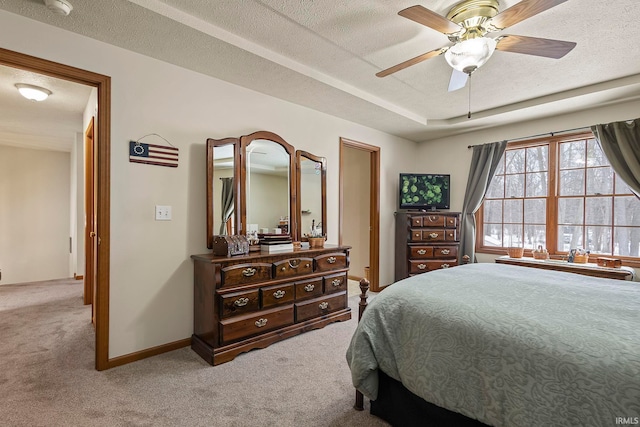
[[0, 10, 418, 358], [416, 98, 640, 264], [0, 145, 70, 284]]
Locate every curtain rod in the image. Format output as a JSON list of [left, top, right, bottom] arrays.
[[467, 126, 591, 149]]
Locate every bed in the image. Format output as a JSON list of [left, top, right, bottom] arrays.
[[346, 263, 640, 427]]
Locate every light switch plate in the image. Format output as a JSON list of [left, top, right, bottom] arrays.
[[155, 205, 172, 221]]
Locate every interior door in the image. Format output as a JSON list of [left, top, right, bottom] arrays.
[[84, 117, 98, 324]]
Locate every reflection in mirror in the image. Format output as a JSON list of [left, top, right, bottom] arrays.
[[245, 139, 291, 236], [207, 137, 239, 249], [296, 151, 326, 241]]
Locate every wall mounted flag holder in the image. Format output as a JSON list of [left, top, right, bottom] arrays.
[[129, 133, 179, 168]]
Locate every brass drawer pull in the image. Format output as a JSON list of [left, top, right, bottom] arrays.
[[273, 290, 286, 299], [417, 249, 427, 255], [441, 249, 450, 255], [429, 233, 439, 239], [304, 283, 315, 292], [414, 233, 421, 238], [242, 267, 257, 277], [288, 259, 300, 269], [234, 297, 249, 307], [428, 216, 438, 222], [417, 263, 427, 270], [327, 257, 336, 264], [255, 318, 268, 328], [331, 279, 342, 287], [441, 263, 450, 268], [319, 302, 329, 310]]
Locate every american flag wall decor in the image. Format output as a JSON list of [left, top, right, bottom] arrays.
[[129, 140, 179, 168]]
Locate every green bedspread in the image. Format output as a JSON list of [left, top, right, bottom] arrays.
[[346, 263, 640, 427]]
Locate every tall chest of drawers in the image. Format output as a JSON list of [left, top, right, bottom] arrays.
[[394, 211, 461, 281], [191, 245, 351, 365]]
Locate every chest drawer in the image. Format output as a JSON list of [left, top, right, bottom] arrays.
[[409, 246, 434, 258], [409, 215, 446, 227], [295, 292, 347, 322], [409, 259, 457, 274], [324, 272, 347, 294], [432, 246, 458, 259], [261, 283, 295, 309], [294, 278, 323, 300], [273, 257, 314, 279], [410, 229, 446, 242], [221, 263, 272, 287], [219, 305, 294, 344], [219, 289, 260, 318], [315, 252, 347, 272]]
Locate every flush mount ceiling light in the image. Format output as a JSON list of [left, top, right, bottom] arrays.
[[44, 0, 73, 16], [15, 83, 52, 101]]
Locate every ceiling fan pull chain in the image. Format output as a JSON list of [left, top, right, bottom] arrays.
[[467, 73, 472, 119]]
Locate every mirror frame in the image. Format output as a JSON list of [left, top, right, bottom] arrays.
[[296, 150, 327, 242], [239, 131, 297, 240], [206, 137, 241, 249]]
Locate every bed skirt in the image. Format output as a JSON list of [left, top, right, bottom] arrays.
[[371, 371, 490, 427]]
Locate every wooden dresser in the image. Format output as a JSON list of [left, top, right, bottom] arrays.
[[191, 245, 351, 365], [394, 211, 461, 281]]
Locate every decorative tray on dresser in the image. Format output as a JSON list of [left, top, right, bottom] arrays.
[[394, 211, 461, 281], [191, 245, 351, 365]]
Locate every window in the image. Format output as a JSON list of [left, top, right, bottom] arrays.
[[478, 132, 640, 263]]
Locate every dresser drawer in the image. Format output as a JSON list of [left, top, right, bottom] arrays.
[[219, 305, 294, 344], [295, 292, 347, 322], [219, 289, 260, 318], [315, 252, 347, 272], [261, 283, 295, 309], [294, 278, 323, 300], [409, 246, 434, 258], [445, 229, 457, 241], [409, 259, 457, 274], [273, 257, 314, 279], [221, 263, 272, 287], [433, 246, 458, 259], [408, 215, 446, 228], [410, 229, 446, 242], [324, 272, 347, 294]]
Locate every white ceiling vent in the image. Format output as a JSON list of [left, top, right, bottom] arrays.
[[44, 0, 73, 16]]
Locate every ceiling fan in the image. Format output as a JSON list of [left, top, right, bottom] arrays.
[[377, 0, 577, 92]]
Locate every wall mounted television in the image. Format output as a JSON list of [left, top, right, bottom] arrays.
[[399, 173, 450, 211]]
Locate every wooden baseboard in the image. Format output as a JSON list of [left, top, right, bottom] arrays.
[[73, 274, 84, 280], [348, 275, 363, 282], [107, 337, 191, 369]]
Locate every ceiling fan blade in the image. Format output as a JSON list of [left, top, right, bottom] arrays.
[[489, 0, 568, 30], [448, 69, 468, 92], [496, 35, 576, 59], [398, 5, 462, 35], [376, 48, 444, 78]]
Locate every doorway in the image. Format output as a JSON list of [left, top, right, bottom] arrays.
[[339, 138, 381, 292], [0, 47, 111, 370]]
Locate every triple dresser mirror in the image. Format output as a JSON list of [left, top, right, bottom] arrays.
[[206, 130, 327, 247]]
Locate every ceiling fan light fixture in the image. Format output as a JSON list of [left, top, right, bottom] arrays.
[[15, 83, 52, 101], [444, 37, 497, 74]]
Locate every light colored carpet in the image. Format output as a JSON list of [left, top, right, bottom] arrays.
[[0, 278, 387, 427]]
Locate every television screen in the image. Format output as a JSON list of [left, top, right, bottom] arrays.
[[399, 173, 450, 210]]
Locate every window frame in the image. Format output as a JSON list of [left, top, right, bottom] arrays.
[[475, 131, 640, 267]]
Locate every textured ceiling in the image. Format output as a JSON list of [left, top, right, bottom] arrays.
[[1, 0, 640, 147]]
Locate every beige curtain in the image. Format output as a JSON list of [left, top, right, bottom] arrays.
[[591, 119, 640, 197], [460, 140, 507, 263]]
